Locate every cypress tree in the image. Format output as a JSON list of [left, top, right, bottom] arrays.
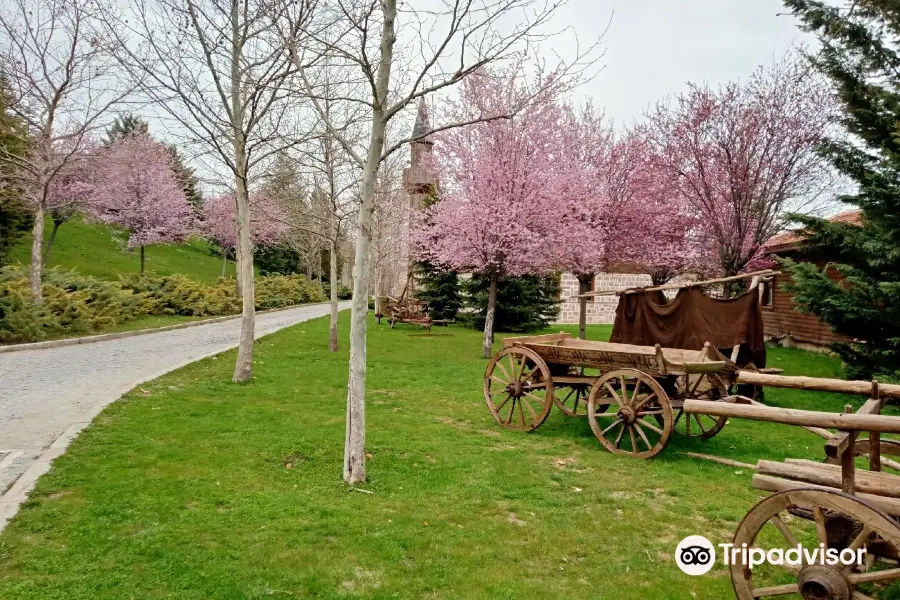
[[784, 0, 900, 379]]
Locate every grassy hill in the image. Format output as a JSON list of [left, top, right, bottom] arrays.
[[7, 217, 236, 284]]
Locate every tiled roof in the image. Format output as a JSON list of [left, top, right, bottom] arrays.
[[764, 210, 862, 252]]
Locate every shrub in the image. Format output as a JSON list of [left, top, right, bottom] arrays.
[[0, 267, 328, 343], [255, 274, 326, 309], [323, 282, 351, 300], [0, 267, 141, 342]]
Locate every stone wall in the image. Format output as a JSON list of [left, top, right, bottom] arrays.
[[556, 271, 653, 324]]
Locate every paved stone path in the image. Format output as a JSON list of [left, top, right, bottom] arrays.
[[0, 302, 349, 527]]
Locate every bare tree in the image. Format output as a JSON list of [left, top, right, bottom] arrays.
[[272, 132, 358, 352], [281, 0, 602, 484], [101, 0, 316, 382], [0, 0, 128, 302]]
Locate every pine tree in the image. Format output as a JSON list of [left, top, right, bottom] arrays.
[[784, 0, 900, 379], [0, 75, 30, 266], [166, 144, 203, 212], [415, 192, 462, 321], [104, 114, 148, 143], [462, 274, 561, 333], [416, 263, 462, 320]]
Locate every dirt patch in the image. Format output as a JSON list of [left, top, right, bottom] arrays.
[[552, 456, 579, 470], [341, 567, 382, 594], [506, 512, 527, 527]]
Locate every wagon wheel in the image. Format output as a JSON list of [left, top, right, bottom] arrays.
[[586, 369, 673, 459], [672, 373, 729, 440], [483, 346, 555, 432], [554, 380, 593, 417], [731, 489, 900, 600]]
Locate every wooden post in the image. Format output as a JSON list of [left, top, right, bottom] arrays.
[[577, 275, 591, 340], [870, 379, 882, 472], [841, 405, 856, 494]]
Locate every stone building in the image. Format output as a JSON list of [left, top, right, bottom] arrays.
[[555, 268, 654, 325]]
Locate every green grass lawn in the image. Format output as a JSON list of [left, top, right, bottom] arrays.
[[0, 319, 894, 599], [8, 217, 236, 283]]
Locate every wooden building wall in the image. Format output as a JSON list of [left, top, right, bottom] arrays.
[[762, 266, 853, 347]]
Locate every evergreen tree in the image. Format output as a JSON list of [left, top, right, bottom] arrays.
[[417, 263, 462, 320], [166, 144, 203, 212], [104, 114, 148, 143], [462, 274, 561, 333], [415, 192, 462, 320], [0, 76, 30, 266], [784, 0, 900, 379]]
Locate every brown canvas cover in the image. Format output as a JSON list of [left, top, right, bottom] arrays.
[[609, 287, 766, 367]]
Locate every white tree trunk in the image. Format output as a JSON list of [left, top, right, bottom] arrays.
[[230, 0, 255, 383], [483, 276, 498, 358], [233, 176, 256, 383], [29, 204, 44, 303], [343, 0, 397, 485], [329, 239, 339, 352]]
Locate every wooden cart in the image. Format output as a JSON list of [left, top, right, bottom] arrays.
[[484, 332, 734, 459], [684, 397, 900, 600]]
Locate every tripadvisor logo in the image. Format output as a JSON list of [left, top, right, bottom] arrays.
[[676, 535, 716, 576], [674, 535, 867, 576]]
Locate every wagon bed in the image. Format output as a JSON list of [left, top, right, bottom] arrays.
[[502, 333, 730, 376]]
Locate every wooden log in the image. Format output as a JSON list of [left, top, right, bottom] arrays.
[[682, 400, 900, 433], [751, 474, 900, 516], [503, 332, 571, 348], [824, 399, 884, 459], [686, 452, 757, 470], [757, 460, 900, 499], [578, 269, 780, 298], [735, 371, 900, 400]]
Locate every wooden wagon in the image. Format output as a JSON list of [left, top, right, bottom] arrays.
[[684, 387, 900, 600], [484, 332, 735, 459]]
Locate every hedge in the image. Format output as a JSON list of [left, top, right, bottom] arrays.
[[0, 267, 326, 343]]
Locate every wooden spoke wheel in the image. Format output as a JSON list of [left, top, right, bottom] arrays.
[[554, 382, 592, 417], [672, 373, 729, 440], [484, 346, 555, 432], [731, 489, 900, 600], [586, 369, 673, 459]]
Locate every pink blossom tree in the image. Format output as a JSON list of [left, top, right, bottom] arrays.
[[415, 69, 565, 358], [202, 191, 287, 277], [89, 134, 195, 274], [644, 53, 835, 293], [550, 116, 658, 336], [43, 142, 100, 262], [611, 138, 716, 285]]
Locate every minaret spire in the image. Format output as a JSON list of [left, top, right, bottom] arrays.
[[412, 98, 432, 141]]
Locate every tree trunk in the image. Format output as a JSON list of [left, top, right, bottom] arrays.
[[342, 0, 398, 486], [230, 0, 255, 384], [43, 218, 61, 263], [232, 175, 255, 382], [140, 245, 146, 275], [577, 274, 592, 340], [221, 248, 228, 278], [483, 275, 498, 358], [329, 239, 339, 352], [29, 205, 44, 303]]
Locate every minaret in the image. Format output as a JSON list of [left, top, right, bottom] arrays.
[[398, 99, 439, 298], [403, 99, 438, 210]]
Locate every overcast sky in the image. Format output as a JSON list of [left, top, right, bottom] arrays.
[[556, 0, 820, 128]]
